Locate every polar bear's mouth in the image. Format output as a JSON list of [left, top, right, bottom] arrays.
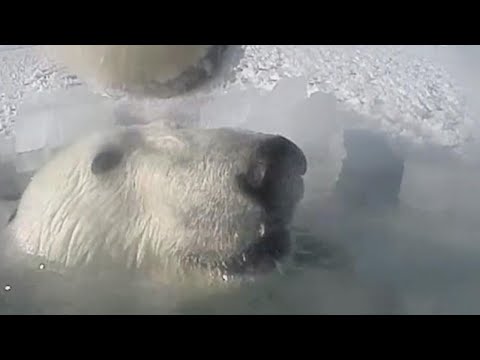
[[222, 224, 292, 276], [223, 135, 307, 277], [191, 222, 293, 278]]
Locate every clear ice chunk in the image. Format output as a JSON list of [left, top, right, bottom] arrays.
[[13, 86, 116, 173]]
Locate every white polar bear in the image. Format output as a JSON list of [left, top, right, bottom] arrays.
[[41, 45, 229, 98], [3, 122, 307, 285]]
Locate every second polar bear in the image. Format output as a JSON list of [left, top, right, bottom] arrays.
[[42, 45, 229, 98]]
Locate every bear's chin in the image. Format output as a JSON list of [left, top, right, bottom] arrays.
[[182, 216, 297, 285], [215, 227, 292, 278]]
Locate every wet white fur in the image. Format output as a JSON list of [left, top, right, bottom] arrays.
[[5, 123, 283, 283]]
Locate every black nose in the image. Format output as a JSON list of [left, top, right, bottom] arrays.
[[237, 135, 307, 213]]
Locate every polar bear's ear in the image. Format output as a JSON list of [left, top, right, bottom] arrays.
[[91, 147, 124, 175]]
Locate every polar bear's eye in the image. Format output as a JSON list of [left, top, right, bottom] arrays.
[[91, 147, 124, 175]]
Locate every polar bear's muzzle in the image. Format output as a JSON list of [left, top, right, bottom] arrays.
[[228, 135, 307, 276], [237, 135, 306, 223]]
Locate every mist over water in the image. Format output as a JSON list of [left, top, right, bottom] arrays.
[[200, 68, 480, 314], [1, 45, 480, 314]]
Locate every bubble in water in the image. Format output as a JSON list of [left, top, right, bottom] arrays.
[[258, 223, 265, 237], [4, 285, 11, 291], [39, 263, 45, 270]]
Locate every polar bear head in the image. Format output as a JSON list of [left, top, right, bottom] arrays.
[[6, 123, 307, 284]]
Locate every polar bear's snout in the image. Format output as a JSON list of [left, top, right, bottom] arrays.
[[231, 135, 307, 275], [238, 135, 307, 221]]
